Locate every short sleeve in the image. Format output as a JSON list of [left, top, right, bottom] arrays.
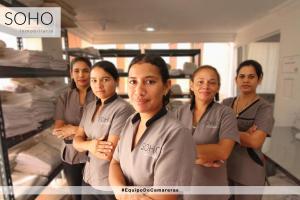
[[221, 98, 234, 107], [219, 106, 240, 143], [255, 103, 274, 136], [54, 93, 66, 120], [153, 127, 196, 186], [110, 105, 134, 136]]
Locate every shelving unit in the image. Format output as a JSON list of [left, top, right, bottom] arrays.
[[144, 49, 201, 65], [0, 0, 26, 7], [0, 66, 68, 78], [99, 49, 141, 58], [20, 164, 63, 200], [6, 119, 53, 149], [97, 48, 201, 64], [64, 48, 101, 60], [97, 48, 199, 98], [0, 66, 67, 200]]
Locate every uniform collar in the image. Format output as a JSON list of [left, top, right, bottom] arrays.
[[96, 93, 118, 105], [190, 100, 215, 125], [131, 107, 167, 127], [190, 99, 215, 111]]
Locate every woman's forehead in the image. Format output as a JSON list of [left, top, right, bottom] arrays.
[[238, 66, 256, 74], [194, 68, 218, 79], [129, 63, 161, 77], [91, 67, 112, 77]]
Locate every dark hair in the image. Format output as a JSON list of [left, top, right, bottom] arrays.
[[70, 57, 92, 89], [128, 54, 170, 106], [237, 60, 263, 78], [91, 60, 119, 81], [190, 65, 221, 104]]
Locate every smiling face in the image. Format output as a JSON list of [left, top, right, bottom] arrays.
[[90, 67, 117, 100], [128, 62, 170, 117], [71, 61, 90, 89], [236, 65, 262, 94], [190, 68, 220, 103]]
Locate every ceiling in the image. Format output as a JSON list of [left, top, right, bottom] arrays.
[[63, 0, 288, 44]]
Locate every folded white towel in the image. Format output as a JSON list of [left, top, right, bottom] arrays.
[[15, 143, 61, 176], [171, 84, 183, 95], [183, 62, 197, 75], [169, 69, 183, 76]]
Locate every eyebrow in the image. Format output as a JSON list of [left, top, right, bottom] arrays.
[[73, 67, 89, 70], [90, 76, 111, 79], [238, 73, 256, 76], [128, 75, 159, 79], [195, 77, 217, 80]]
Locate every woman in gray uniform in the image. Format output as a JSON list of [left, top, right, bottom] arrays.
[[109, 54, 195, 200], [53, 57, 95, 200], [222, 60, 274, 200], [174, 65, 239, 200], [73, 61, 134, 200]]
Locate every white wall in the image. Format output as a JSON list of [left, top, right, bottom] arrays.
[[235, 0, 300, 127], [202, 43, 235, 100], [246, 42, 280, 94]]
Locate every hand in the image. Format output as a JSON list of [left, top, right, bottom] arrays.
[[195, 158, 224, 168], [96, 140, 114, 160], [88, 138, 114, 160], [247, 124, 257, 134], [53, 125, 77, 139], [211, 160, 224, 167]]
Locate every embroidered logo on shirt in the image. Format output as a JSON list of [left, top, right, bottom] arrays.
[[140, 143, 161, 158], [98, 116, 109, 123], [205, 120, 218, 129]]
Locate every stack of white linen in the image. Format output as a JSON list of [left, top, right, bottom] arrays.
[[0, 48, 50, 68], [183, 62, 197, 75], [8, 127, 62, 171], [0, 48, 68, 70], [38, 128, 62, 152], [169, 69, 183, 76], [31, 86, 57, 122], [171, 84, 183, 95], [1, 91, 40, 137], [84, 47, 100, 57], [66, 47, 100, 58], [1, 78, 67, 137], [0, 40, 5, 57], [14, 142, 61, 177], [49, 57, 68, 70], [1, 78, 68, 137]]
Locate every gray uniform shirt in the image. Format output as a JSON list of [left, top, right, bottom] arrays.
[[113, 107, 196, 186], [54, 87, 95, 164], [174, 102, 239, 186], [222, 97, 274, 185], [79, 94, 134, 187]]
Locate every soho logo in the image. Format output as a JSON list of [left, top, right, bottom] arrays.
[[0, 7, 61, 37], [4, 11, 54, 26]]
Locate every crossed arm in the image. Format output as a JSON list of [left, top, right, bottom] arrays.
[[73, 127, 119, 161]]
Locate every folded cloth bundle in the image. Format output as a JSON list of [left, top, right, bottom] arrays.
[[14, 142, 61, 177]]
